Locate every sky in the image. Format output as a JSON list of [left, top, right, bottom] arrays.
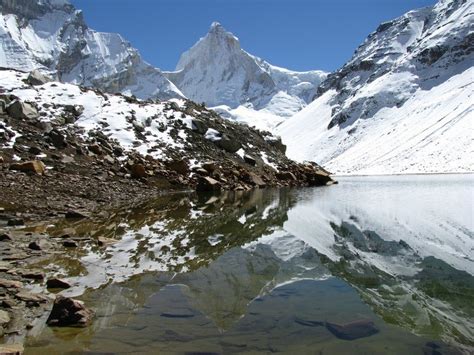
[[69, 0, 436, 73]]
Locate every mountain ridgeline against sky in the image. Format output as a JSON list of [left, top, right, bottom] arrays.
[[0, 0, 183, 100], [279, 0, 473, 174], [165, 22, 327, 116], [0, 0, 472, 175]]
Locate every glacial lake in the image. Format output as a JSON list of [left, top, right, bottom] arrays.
[[22, 175, 474, 354]]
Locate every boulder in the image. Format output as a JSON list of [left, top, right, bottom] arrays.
[[243, 155, 257, 166], [46, 295, 94, 328], [37, 121, 53, 133], [201, 161, 217, 173], [6, 101, 39, 120], [190, 118, 208, 134], [10, 160, 46, 175], [26, 69, 52, 86], [112, 146, 124, 157], [196, 176, 221, 192], [28, 239, 49, 251], [215, 135, 241, 153], [166, 159, 189, 174], [193, 167, 209, 176], [130, 163, 146, 178], [265, 136, 287, 154], [63, 104, 84, 117], [277, 171, 297, 181], [28, 146, 42, 155], [88, 144, 102, 155], [246, 172, 266, 188], [46, 278, 72, 289], [306, 169, 333, 186], [48, 129, 67, 148]]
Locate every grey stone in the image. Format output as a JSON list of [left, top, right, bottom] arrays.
[[6, 100, 39, 120], [27, 69, 52, 86]]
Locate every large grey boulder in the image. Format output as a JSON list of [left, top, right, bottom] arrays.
[[6, 100, 39, 120], [27, 69, 52, 86]]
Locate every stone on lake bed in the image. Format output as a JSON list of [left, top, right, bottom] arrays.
[[326, 319, 379, 340], [295, 318, 379, 340], [46, 278, 72, 289], [47, 295, 93, 327], [0, 343, 23, 355], [28, 239, 49, 251]]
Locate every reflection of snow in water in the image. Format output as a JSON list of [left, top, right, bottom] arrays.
[[281, 175, 474, 275], [61, 175, 473, 300]]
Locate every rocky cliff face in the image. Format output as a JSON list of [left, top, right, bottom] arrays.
[[278, 0, 473, 175], [0, 0, 183, 100], [317, 0, 473, 130], [165, 22, 327, 129]]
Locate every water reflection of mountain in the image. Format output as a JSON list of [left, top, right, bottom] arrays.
[[40, 189, 298, 295], [29, 176, 474, 352]]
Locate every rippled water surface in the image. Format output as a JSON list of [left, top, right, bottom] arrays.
[[24, 175, 474, 354]]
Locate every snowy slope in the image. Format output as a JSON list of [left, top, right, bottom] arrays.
[[0, 69, 189, 159], [0, 0, 183, 100], [278, 0, 474, 175], [165, 22, 327, 131]]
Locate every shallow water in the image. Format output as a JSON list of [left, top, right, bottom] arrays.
[[21, 175, 474, 354]]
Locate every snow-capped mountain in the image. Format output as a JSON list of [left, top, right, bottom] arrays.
[[165, 22, 327, 131], [278, 0, 473, 175], [0, 0, 183, 100]]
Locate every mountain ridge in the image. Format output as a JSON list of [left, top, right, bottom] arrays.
[[278, 0, 473, 175], [165, 22, 327, 130], [0, 0, 184, 100]]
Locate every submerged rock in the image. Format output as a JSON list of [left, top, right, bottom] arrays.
[[0, 343, 23, 355], [295, 318, 379, 341], [326, 319, 379, 340], [46, 295, 94, 327], [46, 278, 72, 289]]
